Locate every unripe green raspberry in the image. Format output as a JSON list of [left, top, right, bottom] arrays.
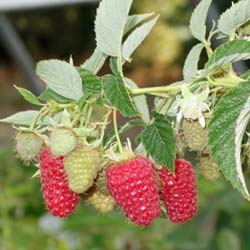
[[95, 171, 110, 196], [87, 190, 115, 213], [49, 128, 77, 156], [199, 155, 220, 181], [64, 146, 101, 193], [15, 132, 44, 164], [182, 119, 208, 151]]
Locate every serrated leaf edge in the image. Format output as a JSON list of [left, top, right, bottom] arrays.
[[235, 95, 250, 199]]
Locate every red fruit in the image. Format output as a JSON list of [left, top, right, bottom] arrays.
[[39, 147, 80, 217], [159, 159, 197, 223], [106, 157, 161, 226]]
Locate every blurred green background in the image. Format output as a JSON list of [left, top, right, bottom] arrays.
[[0, 0, 249, 249]]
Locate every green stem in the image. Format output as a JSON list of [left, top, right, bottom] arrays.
[[86, 105, 93, 125], [208, 75, 246, 89], [30, 106, 47, 130], [113, 109, 123, 153], [160, 98, 174, 115], [128, 75, 243, 97], [92, 110, 112, 148], [54, 103, 76, 109], [204, 41, 213, 57], [128, 85, 182, 96], [117, 55, 123, 75], [156, 98, 167, 113], [209, 81, 235, 88], [80, 104, 89, 127]]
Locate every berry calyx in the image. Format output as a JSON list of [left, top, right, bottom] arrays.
[[64, 145, 101, 193], [49, 127, 77, 156], [159, 159, 197, 223], [39, 147, 80, 217], [15, 131, 44, 164], [106, 156, 161, 226]]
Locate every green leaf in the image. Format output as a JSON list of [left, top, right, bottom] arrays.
[[122, 15, 159, 60], [14, 86, 43, 106], [124, 13, 155, 35], [205, 40, 250, 74], [189, 0, 212, 42], [95, 0, 132, 56], [102, 74, 138, 117], [208, 82, 250, 201], [141, 113, 176, 172], [84, 13, 155, 73], [39, 88, 72, 103], [125, 78, 150, 123], [36, 59, 83, 101], [81, 47, 107, 74], [218, 0, 250, 35], [183, 43, 204, 81], [0, 110, 38, 126], [78, 69, 102, 97]]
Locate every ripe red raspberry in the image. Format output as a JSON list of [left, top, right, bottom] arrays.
[[39, 147, 80, 217], [106, 157, 161, 226], [159, 159, 197, 223]]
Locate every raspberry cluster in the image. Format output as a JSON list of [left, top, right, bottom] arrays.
[[21, 136, 198, 225], [106, 157, 197, 225]]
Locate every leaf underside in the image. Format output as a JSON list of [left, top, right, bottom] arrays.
[[95, 0, 133, 56], [218, 0, 250, 35], [36, 60, 83, 101], [183, 43, 204, 81], [189, 0, 212, 42], [122, 15, 159, 60], [0, 110, 39, 126]]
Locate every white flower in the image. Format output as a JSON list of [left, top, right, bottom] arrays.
[[176, 85, 210, 128]]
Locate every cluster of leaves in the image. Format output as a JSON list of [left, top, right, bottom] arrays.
[[1, 0, 250, 205]]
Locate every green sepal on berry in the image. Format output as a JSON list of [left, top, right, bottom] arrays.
[[15, 131, 44, 164], [64, 145, 102, 194]]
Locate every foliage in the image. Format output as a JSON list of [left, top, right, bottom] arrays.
[[1, 0, 250, 233]]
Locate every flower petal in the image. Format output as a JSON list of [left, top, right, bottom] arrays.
[[198, 115, 206, 128], [177, 111, 183, 123]]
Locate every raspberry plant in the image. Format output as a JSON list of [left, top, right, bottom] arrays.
[[1, 0, 250, 226]]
